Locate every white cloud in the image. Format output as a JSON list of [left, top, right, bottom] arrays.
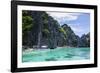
[[68, 24, 83, 32], [67, 23, 89, 37], [46, 12, 81, 21]]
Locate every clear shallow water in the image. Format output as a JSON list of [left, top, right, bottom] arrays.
[[22, 47, 90, 62]]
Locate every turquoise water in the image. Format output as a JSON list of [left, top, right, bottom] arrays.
[[22, 47, 90, 62]]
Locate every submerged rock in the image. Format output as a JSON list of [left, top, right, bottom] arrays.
[[45, 57, 57, 61]]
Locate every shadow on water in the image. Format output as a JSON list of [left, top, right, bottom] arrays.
[[45, 57, 57, 61]]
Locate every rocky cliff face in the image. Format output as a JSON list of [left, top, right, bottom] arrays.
[[22, 11, 90, 49], [78, 33, 90, 47], [61, 24, 80, 47]]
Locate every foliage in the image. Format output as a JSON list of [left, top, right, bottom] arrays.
[[59, 27, 67, 36], [42, 29, 50, 38], [22, 16, 33, 31], [22, 11, 33, 46]]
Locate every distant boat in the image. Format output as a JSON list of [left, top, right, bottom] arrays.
[[41, 45, 48, 49]]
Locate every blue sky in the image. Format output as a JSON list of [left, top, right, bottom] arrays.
[[46, 12, 90, 37]]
